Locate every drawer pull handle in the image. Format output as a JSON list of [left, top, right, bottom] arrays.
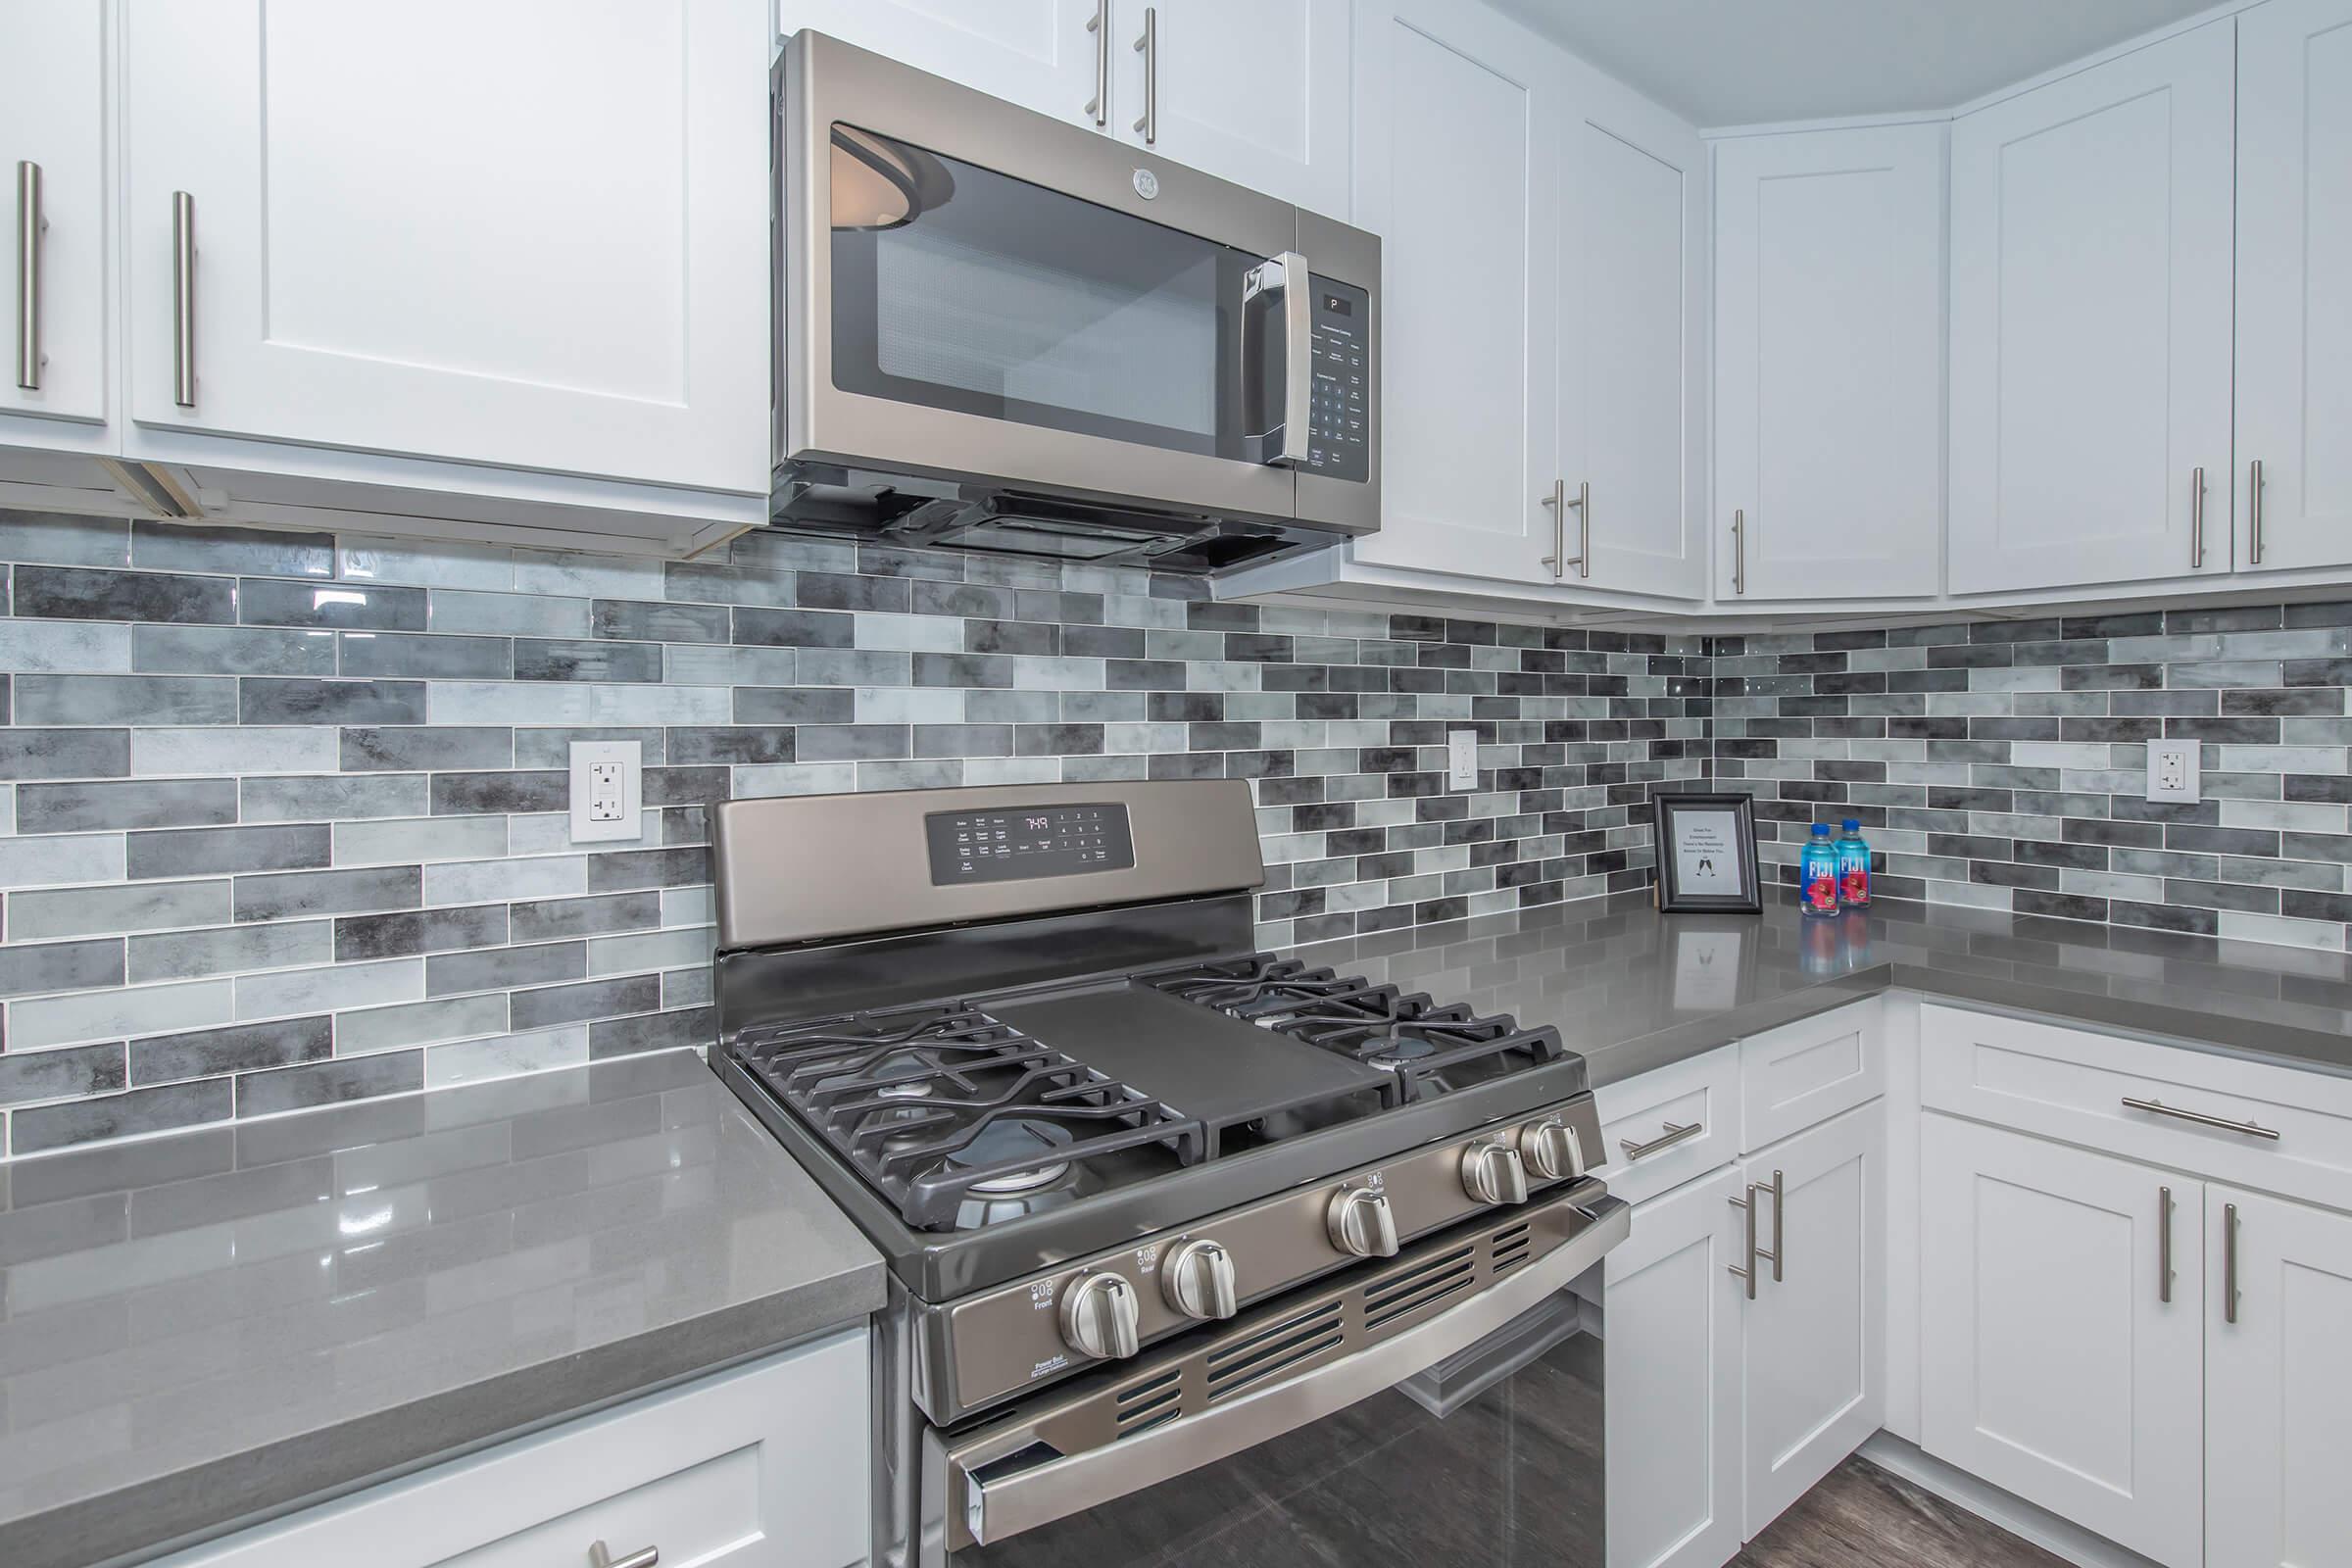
[[2121, 1097, 2280, 1142], [588, 1543, 659, 1568], [1620, 1119, 1702, 1160]]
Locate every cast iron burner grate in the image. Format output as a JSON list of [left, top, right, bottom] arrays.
[[732, 1004, 1207, 1230], [1143, 955, 1566, 1102]]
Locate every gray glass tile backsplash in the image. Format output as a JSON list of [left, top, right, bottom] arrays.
[[0, 509, 1705, 1155]]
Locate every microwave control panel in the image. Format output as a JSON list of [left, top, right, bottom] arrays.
[[1306, 278, 1370, 482]]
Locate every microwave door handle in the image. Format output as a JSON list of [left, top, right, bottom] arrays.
[[1246, 252, 1312, 466]]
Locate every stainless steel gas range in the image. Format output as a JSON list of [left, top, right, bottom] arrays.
[[710, 780, 1627, 1568]]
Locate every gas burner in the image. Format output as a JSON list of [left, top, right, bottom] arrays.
[[733, 1004, 1206, 1231]]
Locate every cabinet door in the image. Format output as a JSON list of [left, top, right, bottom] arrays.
[[1713, 125, 1942, 602], [122, 0, 769, 495], [2206, 1188, 2352, 1568], [1555, 72, 1706, 601], [1605, 1166, 1745, 1568], [2235, 0, 2352, 573], [778, 0, 1101, 125], [1918, 1115, 2202, 1567], [1116, 0, 1352, 219], [1946, 22, 2233, 596], [1348, 0, 1556, 582], [1740, 1103, 1885, 1538], [0, 0, 107, 426]]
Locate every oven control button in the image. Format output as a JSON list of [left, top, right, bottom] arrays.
[[1059, 1272, 1142, 1361], [1161, 1239, 1240, 1320], [1519, 1116, 1588, 1183], [1460, 1141, 1531, 1205], [1326, 1187, 1400, 1258]]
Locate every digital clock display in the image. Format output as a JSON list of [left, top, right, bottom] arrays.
[[923, 803, 1136, 885]]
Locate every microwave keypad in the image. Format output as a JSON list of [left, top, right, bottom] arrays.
[[1306, 278, 1370, 483]]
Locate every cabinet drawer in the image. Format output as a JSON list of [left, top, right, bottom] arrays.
[[1740, 1002, 1883, 1153], [1592, 1045, 1740, 1205], [1920, 1004, 2352, 1214], [163, 1330, 869, 1568]]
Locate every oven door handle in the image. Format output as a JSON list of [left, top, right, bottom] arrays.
[[936, 1191, 1631, 1550]]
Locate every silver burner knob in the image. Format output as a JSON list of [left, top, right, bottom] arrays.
[[1460, 1140, 1531, 1205], [1161, 1238, 1240, 1320], [1326, 1186, 1400, 1258], [1058, 1272, 1141, 1361], [1519, 1116, 1588, 1182]]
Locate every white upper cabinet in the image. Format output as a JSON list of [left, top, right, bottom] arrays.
[[1713, 125, 1943, 602], [1348, 0, 1556, 582], [122, 0, 770, 497], [1114, 0, 1353, 218], [1, 0, 108, 429], [1946, 21, 2235, 597], [778, 0, 1102, 126], [2235, 0, 2352, 575], [1555, 69, 1707, 601]]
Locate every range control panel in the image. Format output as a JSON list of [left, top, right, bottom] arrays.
[[924, 802, 1136, 885], [1306, 276, 1370, 482]]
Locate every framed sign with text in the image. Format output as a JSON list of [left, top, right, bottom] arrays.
[[1651, 792, 1762, 914]]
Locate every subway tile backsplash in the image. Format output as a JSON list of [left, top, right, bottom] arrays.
[[0, 509, 1705, 1156]]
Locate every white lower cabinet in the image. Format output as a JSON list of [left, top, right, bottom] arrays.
[[155, 1331, 870, 1568]]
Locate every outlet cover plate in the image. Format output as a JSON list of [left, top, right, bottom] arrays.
[[569, 740, 643, 842], [2146, 739, 2200, 804], [1446, 729, 1479, 790]]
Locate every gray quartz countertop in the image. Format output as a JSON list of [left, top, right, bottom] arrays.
[[0, 1049, 884, 1568], [1290, 891, 2352, 1088]]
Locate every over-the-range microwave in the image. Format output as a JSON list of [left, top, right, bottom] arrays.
[[772, 31, 1380, 573]]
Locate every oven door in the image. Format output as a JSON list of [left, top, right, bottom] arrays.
[[780, 32, 1378, 534], [922, 1188, 1627, 1568]]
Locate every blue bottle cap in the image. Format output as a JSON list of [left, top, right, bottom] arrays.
[[1811, 822, 1832, 836], [1841, 818, 1861, 831]]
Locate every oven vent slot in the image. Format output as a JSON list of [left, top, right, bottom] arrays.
[[1205, 1305, 1345, 1403], [1366, 1266, 1474, 1331], [1114, 1369, 1182, 1435], [1362, 1243, 1476, 1328], [1492, 1222, 1534, 1275], [1364, 1243, 1476, 1306]]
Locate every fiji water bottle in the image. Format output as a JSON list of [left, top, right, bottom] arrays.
[[1836, 818, 1872, 907], [1800, 823, 1840, 917]]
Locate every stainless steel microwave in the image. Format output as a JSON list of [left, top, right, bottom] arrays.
[[772, 31, 1380, 573]]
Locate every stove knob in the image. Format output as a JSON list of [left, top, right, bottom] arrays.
[[1460, 1140, 1531, 1205], [1162, 1239, 1240, 1320], [1519, 1116, 1588, 1183], [1327, 1187, 1400, 1258], [1058, 1272, 1141, 1361]]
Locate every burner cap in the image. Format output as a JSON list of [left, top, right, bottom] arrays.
[[1366, 1035, 1438, 1067], [947, 1118, 1076, 1195]]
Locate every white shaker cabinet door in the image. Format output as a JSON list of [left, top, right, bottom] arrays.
[[1604, 1165, 1745, 1568], [1348, 0, 1558, 585], [778, 0, 1102, 127], [2205, 1188, 2352, 1568], [1919, 1115, 2203, 1568], [1946, 21, 2234, 595], [122, 0, 770, 496], [1115, 0, 1353, 220], [0, 0, 108, 428], [2234, 0, 2352, 573], [1712, 124, 1942, 603]]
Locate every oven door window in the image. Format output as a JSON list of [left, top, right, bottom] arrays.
[[947, 1333, 1602, 1567], [827, 124, 1286, 463]]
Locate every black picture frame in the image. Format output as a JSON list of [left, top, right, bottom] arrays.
[[1651, 793, 1762, 914]]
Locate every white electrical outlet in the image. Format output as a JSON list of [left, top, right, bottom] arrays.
[[1446, 729, 1479, 790], [2146, 739, 2200, 804], [569, 740, 643, 842]]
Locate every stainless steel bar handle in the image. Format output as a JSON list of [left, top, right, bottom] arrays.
[[1619, 1119, 1701, 1161], [1542, 481, 1589, 578], [1244, 252, 1311, 466], [171, 190, 196, 408], [2190, 466, 2205, 567], [1728, 1183, 1758, 1299], [2250, 459, 2265, 564], [586, 1543, 658, 1568], [2158, 1185, 2174, 1303], [1131, 7, 1156, 144], [1085, 0, 1109, 124], [1732, 508, 1745, 596], [1759, 1167, 1784, 1283], [15, 161, 40, 391], [2122, 1096, 2280, 1142], [2224, 1201, 2240, 1325], [1541, 479, 1565, 579]]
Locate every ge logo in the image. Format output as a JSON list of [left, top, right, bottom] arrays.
[[1132, 168, 1160, 200]]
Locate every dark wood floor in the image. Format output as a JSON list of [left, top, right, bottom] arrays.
[[1733, 1455, 2071, 1568]]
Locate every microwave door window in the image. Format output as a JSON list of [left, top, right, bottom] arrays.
[[829, 125, 1257, 462]]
